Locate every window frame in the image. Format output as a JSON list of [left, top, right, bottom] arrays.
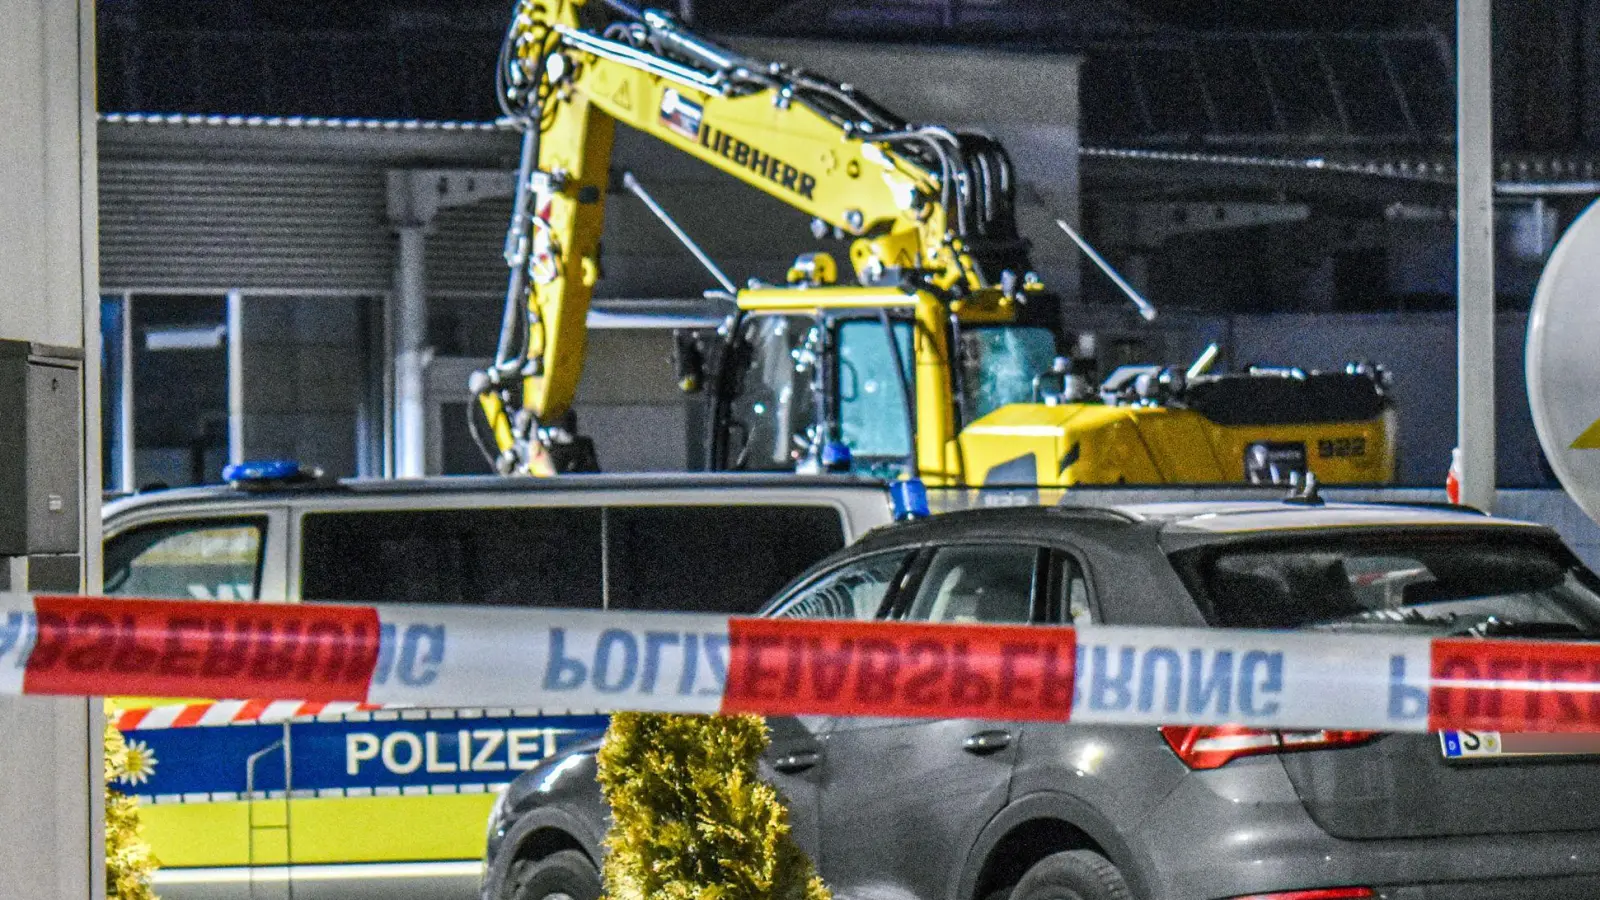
[[1167, 528, 1600, 630], [600, 503, 850, 614], [718, 313, 826, 473], [294, 505, 607, 609], [1043, 547, 1100, 625]]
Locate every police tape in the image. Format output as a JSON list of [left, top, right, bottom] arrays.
[[5, 592, 1600, 734]]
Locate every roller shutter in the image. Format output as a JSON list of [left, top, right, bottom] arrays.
[[427, 196, 513, 300], [99, 160, 392, 293]]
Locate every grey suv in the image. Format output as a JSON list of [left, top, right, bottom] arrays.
[[483, 499, 1600, 900]]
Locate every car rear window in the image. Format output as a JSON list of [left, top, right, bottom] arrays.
[[1175, 532, 1600, 636]]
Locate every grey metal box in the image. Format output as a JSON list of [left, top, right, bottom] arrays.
[[0, 341, 82, 556]]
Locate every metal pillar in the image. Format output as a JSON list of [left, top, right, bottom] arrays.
[[226, 290, 245, 466], [1458, 0, 1496, 511], [392, 226, 429, 479]]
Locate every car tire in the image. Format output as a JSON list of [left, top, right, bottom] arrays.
[[1010, 850, 1133, 900], [507, 849, 602, 900]]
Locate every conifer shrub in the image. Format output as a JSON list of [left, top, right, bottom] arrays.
[[596, 712, 830, 900], [105, 720, 160, 900]]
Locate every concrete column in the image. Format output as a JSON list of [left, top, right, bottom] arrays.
[[0, 0, 102, 896], [226, 290, 245, 466], [1458, 0, 1497, 511], [386, 169, 512, 478], [392, 225, 430, 478]]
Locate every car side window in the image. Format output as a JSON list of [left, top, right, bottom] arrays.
[[1054, 551, 1095, 625], [903, 544, 1041, 624], [772, 550, 914, 620], [104, 518, 267, 601], [605, 505, 847, 614]]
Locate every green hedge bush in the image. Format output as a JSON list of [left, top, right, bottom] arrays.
[[596, 712, 829, 900]]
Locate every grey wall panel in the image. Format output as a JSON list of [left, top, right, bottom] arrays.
[[100, 160, 392, 292], [428, 196, 511, 299]]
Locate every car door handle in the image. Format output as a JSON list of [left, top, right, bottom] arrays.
[[963, 730, 1013, 755], [771, 750, 820, 773]]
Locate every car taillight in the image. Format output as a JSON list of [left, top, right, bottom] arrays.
[[1228, 883, 1369, 890], [1159, 724, 1377, 770]]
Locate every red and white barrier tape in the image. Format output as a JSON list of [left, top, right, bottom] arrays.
[[4, 593, 1600, 734]]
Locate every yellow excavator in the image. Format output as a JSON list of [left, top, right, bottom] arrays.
[[470, 0, 1396, 486]]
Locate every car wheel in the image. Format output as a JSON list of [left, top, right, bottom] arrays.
[[507, 849, 602, 900], [1010, 850, 1132, 900]]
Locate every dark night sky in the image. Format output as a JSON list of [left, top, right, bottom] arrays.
[[96, 0, 1593, 153]]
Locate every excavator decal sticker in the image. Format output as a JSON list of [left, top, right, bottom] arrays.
[[658, 88, 702, 141], [697, 122, 818, 200], [529, 197, 560, 285]]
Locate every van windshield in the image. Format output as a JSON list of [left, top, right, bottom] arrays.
[[1175, 533, 1600, 637]]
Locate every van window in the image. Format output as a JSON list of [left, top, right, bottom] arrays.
[[606, 505, 847, 614], [300, 508, 603, 607], [104, 518, 266, 600]]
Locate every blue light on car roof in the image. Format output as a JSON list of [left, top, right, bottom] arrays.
[[889, 479, 930, 521], [820, 441, 853, 473], [222, 459, 304, 483]]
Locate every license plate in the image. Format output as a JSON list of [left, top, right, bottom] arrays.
[[1440, 730, 1600, 759]]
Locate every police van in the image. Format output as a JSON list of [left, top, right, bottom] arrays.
[[101, 467, 894, 900]]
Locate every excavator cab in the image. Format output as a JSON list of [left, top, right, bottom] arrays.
[[698, 281, 1070, 482]]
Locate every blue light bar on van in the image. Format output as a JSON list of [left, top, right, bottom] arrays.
[[222, 459, 322, 487], [223, 459, 302, 482], [889, 479, 930, 521]]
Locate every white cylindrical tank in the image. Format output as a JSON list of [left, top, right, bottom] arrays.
[[1528, 199, 1600, 526]]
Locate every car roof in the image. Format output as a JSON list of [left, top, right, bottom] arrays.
[[849, 498, 1544, 551], [104, 472, 891, 518], [1104, 500, 1532, 534]]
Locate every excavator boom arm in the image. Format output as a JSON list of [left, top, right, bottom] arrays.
[[473, 0, 1031, 475]]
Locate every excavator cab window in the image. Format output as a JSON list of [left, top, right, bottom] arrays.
[[724, 314, 820, 471], [958, 326, 1059, 421], [836, 318, 915, 475]]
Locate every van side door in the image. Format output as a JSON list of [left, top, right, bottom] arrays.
[[102, 507, 290, 893], [291, 504, 609, 898]]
